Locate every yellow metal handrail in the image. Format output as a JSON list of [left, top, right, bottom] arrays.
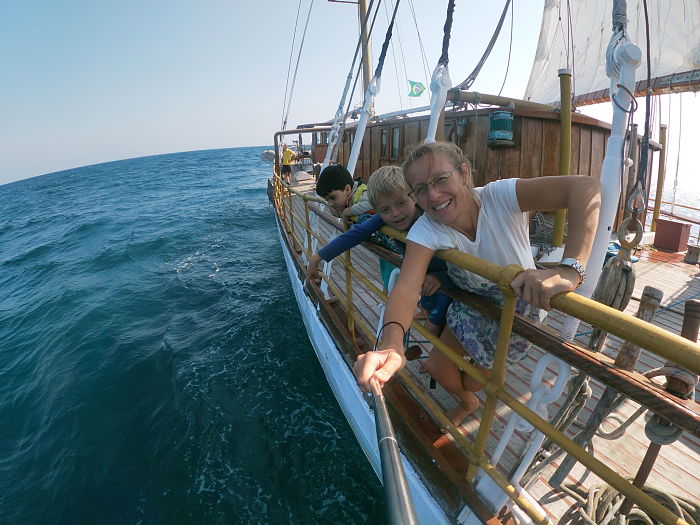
[[272, 178, 697, 525]]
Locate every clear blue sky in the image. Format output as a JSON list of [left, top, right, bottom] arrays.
[[2, 1, 695, 192], [0, 1, 544, 184]]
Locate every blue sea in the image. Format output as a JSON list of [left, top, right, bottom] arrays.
[[0, 147, 386, 524]]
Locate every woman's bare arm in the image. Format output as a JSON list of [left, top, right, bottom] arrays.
[[354, 241, 435, 392], [511, 176, 601, 309]]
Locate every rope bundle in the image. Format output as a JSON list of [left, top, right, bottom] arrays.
[[561, 481, 700, 525]]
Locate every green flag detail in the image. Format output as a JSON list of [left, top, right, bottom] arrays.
[[408, 80, 426, 97]]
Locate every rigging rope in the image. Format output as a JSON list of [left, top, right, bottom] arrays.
[[627, 0, 652, 228], [331, 0, 383, 164], [281, 0, 304, 130], [424, 0, 455, 143], [438, 0, 456, 66], [384, 0, 404, 111], [323, 0, 377, 168], [282, 0, 315, 131], [406, 0, 431, 89], [388, 1, 412, 109], [456, 0, 510, 90], [373, 0, 401, 79], [496, 0, 513, 97], [344, 0, 401, 175]]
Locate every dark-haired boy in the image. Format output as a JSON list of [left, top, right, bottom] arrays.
[[315, 164, 372, 221]]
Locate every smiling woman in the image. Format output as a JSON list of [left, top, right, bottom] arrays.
[[353, 140, 601, 428]]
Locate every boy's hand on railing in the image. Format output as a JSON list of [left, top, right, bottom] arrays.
[[354, 349, 406, 393], [421, 274, 441, 296], [341, 207, 354, 225], [307, 253, 323, 283], [510, 267, 579, 311]]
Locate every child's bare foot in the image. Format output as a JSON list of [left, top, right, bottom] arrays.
[[441, 393, 480, 433]]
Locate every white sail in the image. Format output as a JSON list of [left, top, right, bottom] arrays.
[[525, 0, 700, 105]]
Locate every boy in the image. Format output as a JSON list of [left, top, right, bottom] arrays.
[[315, 164, 372, 221], [308, 165, 452, 339]]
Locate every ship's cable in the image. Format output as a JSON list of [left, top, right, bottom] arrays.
[[322, 0, 377, 169], [406, 0, 431, 89], [496, 0, 514, 97], [383, 0, 404, 111], [331, 0, 383, 165], [437, 0, 455, 67], [282, 0, 315, 132], [281, 0, 304, 130], [455, 0, 510, 90], [345, 0, 401, 174]]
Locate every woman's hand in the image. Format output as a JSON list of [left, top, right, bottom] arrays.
[[421, 274, 441, 296], [353, 349, 406, 392], [510, 266, 580, 311]]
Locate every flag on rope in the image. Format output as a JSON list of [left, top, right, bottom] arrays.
[[408, 80, 426, 97]]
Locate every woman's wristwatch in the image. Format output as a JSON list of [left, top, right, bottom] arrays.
[[558, 257, 586, 286]]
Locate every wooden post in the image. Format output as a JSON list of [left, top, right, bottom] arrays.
[[552, 69, 571, 247], [651, 124, 668, 232], [619, 299, 700, 515], [436, 110, 446, 142], [304, 201, 312, 256], [287, 187, 294, 234], [550, 286, 663, 487], [345, 249, 355, 341]]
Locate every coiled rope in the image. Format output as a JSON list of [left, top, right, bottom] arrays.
[[561, 481, 700, 525]]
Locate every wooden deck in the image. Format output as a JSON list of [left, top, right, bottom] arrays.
[[283, 178, 700, 523]]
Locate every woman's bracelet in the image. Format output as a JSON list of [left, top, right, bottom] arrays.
[[373, 321, 406, 352]]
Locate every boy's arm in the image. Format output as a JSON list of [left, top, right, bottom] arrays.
[[307, 253, 323, 281], [318, 214, 385, 261], [347, 193, 373, 216]]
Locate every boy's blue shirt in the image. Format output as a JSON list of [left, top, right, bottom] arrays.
[[318, 210, 449, 280]]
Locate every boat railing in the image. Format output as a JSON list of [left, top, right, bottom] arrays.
[[272, 174, 700, 525]]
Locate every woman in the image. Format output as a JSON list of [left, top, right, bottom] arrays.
[[354, 141, 601, 427]]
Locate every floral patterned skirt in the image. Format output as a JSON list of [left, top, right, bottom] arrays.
[[446, 295, 540, 369]]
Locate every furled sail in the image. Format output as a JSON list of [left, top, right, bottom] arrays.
[[524, 0, 700, 105]]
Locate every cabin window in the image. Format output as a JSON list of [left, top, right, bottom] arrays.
[[391, 127, 401, 159], [321, 132, 328, 144], [380, 128, 388, 158], [348, 131, 355, 147]]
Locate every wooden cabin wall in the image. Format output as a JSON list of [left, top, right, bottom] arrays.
[[327, 108, 656, 230]]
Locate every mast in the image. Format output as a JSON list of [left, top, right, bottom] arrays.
[[358, 0, 374, 117]]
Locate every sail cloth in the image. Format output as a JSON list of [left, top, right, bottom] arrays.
[[524, 0, 700, 105]]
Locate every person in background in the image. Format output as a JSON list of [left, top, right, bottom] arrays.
[[315, 164, 372, 222], [354, 141, 600, 429], [280, 144, 296, 184]]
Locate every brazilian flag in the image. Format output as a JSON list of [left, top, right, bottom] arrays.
[[408, 80, 426, 97]]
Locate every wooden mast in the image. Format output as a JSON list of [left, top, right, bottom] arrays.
[[358, 0, 374, 117]]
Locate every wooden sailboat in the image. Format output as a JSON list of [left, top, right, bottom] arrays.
[[269, 1, 700, 523]]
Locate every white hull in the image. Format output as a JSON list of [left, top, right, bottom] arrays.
[[275, 216, 469, 525]]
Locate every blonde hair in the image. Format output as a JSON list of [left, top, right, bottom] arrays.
[[366, 165, 410, 208], [402, 141, 473, 189]]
